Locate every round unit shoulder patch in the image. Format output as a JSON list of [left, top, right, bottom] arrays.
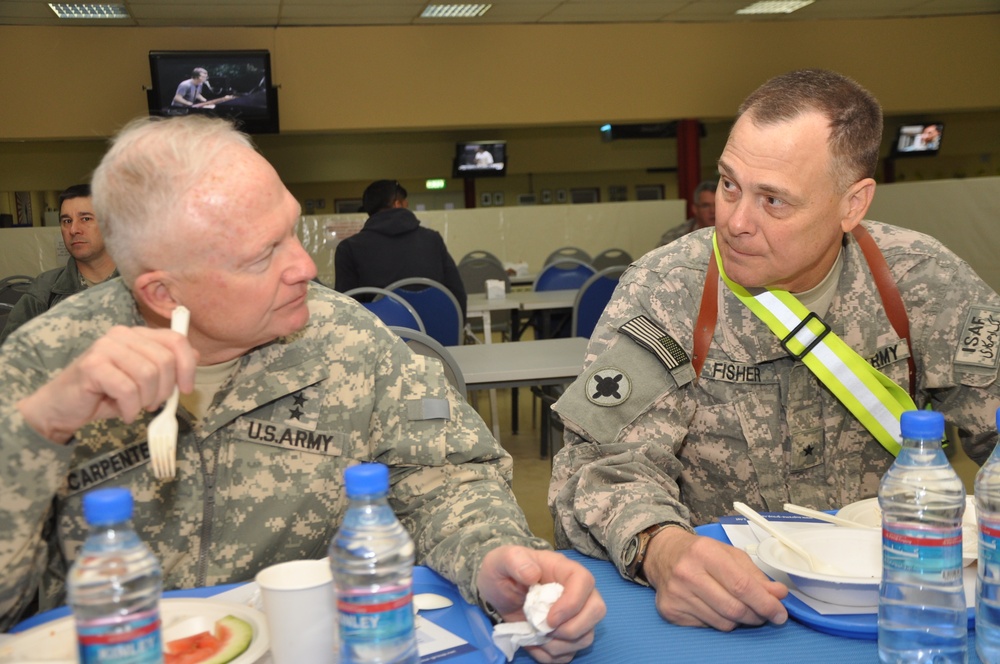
[[585, 368, 632, 406]]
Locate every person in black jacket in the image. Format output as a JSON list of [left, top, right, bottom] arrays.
[[334, 180, 467, 315]]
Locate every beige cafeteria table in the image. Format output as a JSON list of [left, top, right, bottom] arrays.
[[464, 291, 580, 437], [447, 337, 588, 443]]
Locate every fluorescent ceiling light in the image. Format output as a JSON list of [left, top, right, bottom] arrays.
[[48, 3, 130, 19], [736, 0, 814, 15], [420, 4, 492, 19]]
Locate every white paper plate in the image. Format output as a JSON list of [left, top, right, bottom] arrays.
[[837, 495, 977, 564], [0, 598, 269, 663]]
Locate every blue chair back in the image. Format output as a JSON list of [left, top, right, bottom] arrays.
[[533, 258, 596, 292], [343, 287, 426, 333], [572, 266, 625, 338], [386, 277, 464, 347]]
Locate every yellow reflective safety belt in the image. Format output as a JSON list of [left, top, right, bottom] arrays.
[[711, 234, 915, 456]]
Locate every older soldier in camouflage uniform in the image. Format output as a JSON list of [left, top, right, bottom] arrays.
[[0, 116, 604, 660], [550, 69, 1000, 631]]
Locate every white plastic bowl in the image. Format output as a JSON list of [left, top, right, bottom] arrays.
[[756, 528, 882, 606]]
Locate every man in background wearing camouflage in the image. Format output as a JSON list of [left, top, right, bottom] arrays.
[[657, 179, 717, 247], [550, 69, 1000, 631], [0, 184, 118, 344], [0, 116, 604, 660]]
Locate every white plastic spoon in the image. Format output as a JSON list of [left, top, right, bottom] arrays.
[[733, 501, 849, 576], [413, 593, 453, 612], [782, 503, 879, 529]]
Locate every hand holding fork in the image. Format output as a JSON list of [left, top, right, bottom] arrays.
[[148, 305, 190, 480]]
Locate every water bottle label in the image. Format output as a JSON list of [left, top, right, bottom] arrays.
[[338, 587, 414, 647], [883, 525, 963, 579], [982, 523, 1000, 567], [76, 608, 162, 664]]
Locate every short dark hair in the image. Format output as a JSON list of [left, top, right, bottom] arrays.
[[59, 184, 91, 209], [735, 69, 883, 190], [693, 180, 718, 198], [362, 180, 407, 216]]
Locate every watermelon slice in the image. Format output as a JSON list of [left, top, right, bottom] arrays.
[[164, 615, 254, 664]]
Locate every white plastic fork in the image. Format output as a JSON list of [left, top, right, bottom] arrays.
[[148, 305, 190, 480]]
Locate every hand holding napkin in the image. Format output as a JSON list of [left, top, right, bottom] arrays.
[[492, 583, 565, 661]]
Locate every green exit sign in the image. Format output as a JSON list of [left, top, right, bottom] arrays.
[[426, 179, 447, 190]]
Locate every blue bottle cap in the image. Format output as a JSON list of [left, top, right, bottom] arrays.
[[344, 463, 390, 497], [899, 410, 945, 440], [82, 487, 134, 526], [996, 406, 1000, 433]]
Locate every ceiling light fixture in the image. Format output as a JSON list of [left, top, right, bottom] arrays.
[[736, 0, 814, 15], [420, 4, 493, 19], [48, 3, 130, 19]]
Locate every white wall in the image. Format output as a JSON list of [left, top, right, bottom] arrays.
[[5, 179, 997, 295], [868, 177, 1000, 292]]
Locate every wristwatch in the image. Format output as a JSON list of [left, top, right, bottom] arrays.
[[623, 523, 672, 583]]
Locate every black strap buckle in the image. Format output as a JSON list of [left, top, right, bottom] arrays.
[[781, 312, 831, 361]]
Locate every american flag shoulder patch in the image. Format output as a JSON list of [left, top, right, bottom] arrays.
[[618, 315, 696, 387]]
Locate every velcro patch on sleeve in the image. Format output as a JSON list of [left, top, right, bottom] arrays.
[[407, 398, 451, 421], [619, 316, 696, 387]]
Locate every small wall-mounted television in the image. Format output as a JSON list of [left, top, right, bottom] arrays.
[[147, 50, 279, 134], [453, 141, 506, 178], [892, 122, 943, 156]]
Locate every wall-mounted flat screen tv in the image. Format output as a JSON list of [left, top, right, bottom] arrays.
[[453, 141, 506, 178], [147, 50, 279, 134], [893, 122, 943, 156]]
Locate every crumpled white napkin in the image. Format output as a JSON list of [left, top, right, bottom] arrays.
[[492, 583, 565, 661]]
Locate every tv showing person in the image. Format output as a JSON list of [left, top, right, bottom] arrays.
[[897, 123, 942, 153], [170, 67, 234, 110]]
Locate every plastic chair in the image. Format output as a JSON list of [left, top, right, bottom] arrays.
[[572, 266, 626, 339], [0, 275, 33, 306], [389, 326, 466, 394], [591, 248, 633, 271], [533, 258, 596, 294], [344, 287, 426, 334], [544, 247, 591, 267], [386, 277, 464, 347], [458, 258, 512, 339], [459, 250, 503, 268]]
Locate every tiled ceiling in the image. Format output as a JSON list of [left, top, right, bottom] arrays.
[[3, 0, 999, 27]]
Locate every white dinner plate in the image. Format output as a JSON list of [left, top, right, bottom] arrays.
[[0, 598, 269, 663], [837, 495, 977, 565]]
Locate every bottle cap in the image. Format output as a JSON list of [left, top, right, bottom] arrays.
[[900, 410, 945, 440], [82, 487, 134, 526], [344, 463, 390, 497]]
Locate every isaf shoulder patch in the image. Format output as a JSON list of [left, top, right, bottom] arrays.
[[955, 305, 1000, 374], [586, 368, 631, 406], [618, 315, 696, 387]]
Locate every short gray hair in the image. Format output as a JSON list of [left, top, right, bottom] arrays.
[[91, 116, 255, 284], [734, 69, 882, 192]]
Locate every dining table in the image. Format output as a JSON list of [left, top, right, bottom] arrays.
[[9, 523, 985, 663]]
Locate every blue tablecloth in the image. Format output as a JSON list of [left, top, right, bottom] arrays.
[[12, 530, 984, 663]]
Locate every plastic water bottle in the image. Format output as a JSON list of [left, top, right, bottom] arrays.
[[330, 463, 419, 664], [878, 410, 967, 663], [67, 487, 164, 664], [976, 406, 1000, 662]]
